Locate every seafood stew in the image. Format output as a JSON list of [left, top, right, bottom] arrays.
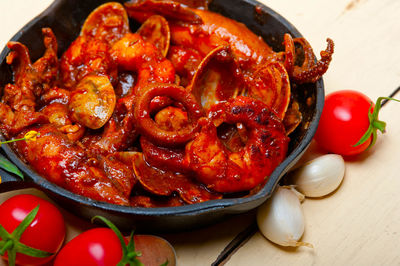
[[0, 0, 331, 230]]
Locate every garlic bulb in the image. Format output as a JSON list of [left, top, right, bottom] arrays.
[[288, 154, 345, 197], [257, 186, 312, 247]]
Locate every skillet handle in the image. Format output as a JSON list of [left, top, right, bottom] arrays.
[[0, 168, 30, 193]]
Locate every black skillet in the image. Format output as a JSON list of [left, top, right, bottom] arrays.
[[0, 0, 324, 232]]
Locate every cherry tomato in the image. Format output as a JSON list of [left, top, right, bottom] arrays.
[[54, 228, 123, 266], [0, 194, 65, 265], [314, 90, 374, 156], [54, 217, 176, 266]]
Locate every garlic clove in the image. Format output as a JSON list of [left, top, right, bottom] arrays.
[[283, 185, 305, 202], [288, 154, 345, 198], [257, 186, 312, 248]]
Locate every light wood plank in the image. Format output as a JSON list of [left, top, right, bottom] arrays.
[[0, 0, 53, 48]]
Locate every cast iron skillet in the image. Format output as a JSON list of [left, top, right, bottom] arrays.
[[0, 0, 324, 232]]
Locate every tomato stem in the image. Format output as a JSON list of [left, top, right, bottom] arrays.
[[372, 120, 386, 133], [0, 205, 54, 266], [92, 216, 144, 266], [0, 240, 13, 255], [353, 97, 399, 149]]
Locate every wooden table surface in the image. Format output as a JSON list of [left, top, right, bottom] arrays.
[[1, 0, 400, 265]]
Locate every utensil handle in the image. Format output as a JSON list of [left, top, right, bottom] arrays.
[[0, 168, 30, 193]]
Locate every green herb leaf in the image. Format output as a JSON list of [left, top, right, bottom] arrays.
[[0, 130, 40, 180], [0, 155, 23, 179]]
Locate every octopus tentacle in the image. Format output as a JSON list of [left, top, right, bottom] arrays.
[[283, 33, 295, 75], [134, 83, 203, 147], [186, 96, 289, 193], [291, 38, 334, 84]]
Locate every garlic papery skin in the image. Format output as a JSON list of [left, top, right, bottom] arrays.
[[257, 186, 311, 247], [289, 154, 345, 198]]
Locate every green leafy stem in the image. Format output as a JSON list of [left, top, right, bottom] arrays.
[[354, 97, 400, 149], [0, 131, 39, 181]]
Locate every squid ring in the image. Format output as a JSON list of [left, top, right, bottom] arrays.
[[134, 83, 203, 147]]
